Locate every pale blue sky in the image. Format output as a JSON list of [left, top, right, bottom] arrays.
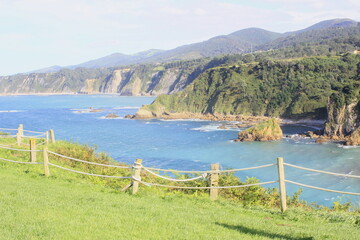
[[0, 0, 359, 76]]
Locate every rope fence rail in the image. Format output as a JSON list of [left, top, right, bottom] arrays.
[[139, 180, 278, 190], [143, 163, 276, 174], [285, 180, 360, 196], [1, 124, 360, 212], [284, 162, 360, 179], [0, 144, 42, 152], [48, 162, 132, 179], [0, 156, 43, 164], [48, 151, 132, 169]]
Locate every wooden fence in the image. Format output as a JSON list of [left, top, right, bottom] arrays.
[[1, 124, 360, 212]]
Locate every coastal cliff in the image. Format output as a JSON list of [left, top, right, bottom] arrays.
[[134, 55, 360, 120], [323, 88, 360, 145], [0, 59, 210, 96], [133, 55, 360, 144]]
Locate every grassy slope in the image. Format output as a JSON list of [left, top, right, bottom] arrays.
[[1, 165, 360, 240], [0, 144, 359, 239]]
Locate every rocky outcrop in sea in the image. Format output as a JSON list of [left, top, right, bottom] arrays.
[[235, 118, 283, 142]]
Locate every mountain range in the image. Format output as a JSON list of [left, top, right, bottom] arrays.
[[1, 17, 359, 97], [29, 18, 358, 74]]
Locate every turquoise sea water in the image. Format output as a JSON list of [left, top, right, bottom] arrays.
[[0, 95, 359, 207]]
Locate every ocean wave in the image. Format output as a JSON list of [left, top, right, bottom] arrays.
[[0, 110, 24, 113], [98, 116, 124, 120], [337, 144, 360, 149], [144, 121, 160, 125], [113, 106, 140, 109], [304, 172, 320, 176], [159, 119, 210, 122], [71, 108, 106, 114], [190, 124, 240, 132]]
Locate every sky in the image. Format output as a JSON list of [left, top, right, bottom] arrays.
[[0, 0, 359, 76]]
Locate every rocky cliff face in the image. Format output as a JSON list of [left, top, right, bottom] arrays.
[[0, 60, 208, 96], [323, 90, 360, 145], [136, 55, 360, 121]]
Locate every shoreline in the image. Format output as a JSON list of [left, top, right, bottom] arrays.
[[129, 112, 273, 122], [129, 111, 326, 127]]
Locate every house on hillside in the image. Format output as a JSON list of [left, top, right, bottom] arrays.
[[353, 50, 360, 54]]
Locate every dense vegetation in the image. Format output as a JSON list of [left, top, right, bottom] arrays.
[[260, 25, 360, 59], [1, 137, 360, 239], [142, 54, 360, 119]]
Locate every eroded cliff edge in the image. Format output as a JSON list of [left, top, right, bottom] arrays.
[[322, 88, 360, 145], [132, 55, 360, 144]]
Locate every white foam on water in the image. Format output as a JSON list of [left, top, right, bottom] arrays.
[[113, 106, 140, 109], [98, 116, 124, 120], [191, 124, 241, 132], [304, 173, 320, 176], [337, 144, 360, 149], [144, 121, 160, 125], [0, 110, 24, 113], [71, 108, 107, 114], [159, 118, 210, 122]]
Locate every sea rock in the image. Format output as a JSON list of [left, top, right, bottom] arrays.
[[323, 91, 360, 145], [345, 128, 360, 145], [315, 137, 329, 144], [89, 107, 103, 113], [105, 113, 120, 119], [236, 118, 283, 142]]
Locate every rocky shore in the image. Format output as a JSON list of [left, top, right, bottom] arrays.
[[126, 111, 271, 122], [128, 90, 360, 146]]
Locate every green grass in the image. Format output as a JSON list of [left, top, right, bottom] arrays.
[[1, 163, 360, 240], [0, 138, 360, 239]]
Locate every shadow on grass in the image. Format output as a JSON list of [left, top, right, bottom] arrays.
[[215, 223, 314, 240]]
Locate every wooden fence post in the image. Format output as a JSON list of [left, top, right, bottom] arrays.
[[210, 163, 220, 200], [18, 124, 23, 137], [277, 157, 287, 212], [132, 159, 142, 195], [43, 147, 50, 177], [49, 129, 55, 144], [16, 124, 23, 146], [45, 131, 49, 145], [16, 132, 21, 146], [29, 139, 36, 162]]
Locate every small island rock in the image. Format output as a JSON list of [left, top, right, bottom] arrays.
[[105, 113, 120, 119], [236, 118, 283, 142]]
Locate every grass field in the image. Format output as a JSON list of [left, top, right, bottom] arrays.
[[0, 137, 359, 239]]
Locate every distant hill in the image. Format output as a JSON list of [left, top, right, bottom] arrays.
[[23, 18, 358, 74], [259, 24, 360, 55], [285, 18, 358, 35], [28, 65, 63, 74], [139, 28, 283, 62], [66, 49, 164, 69]]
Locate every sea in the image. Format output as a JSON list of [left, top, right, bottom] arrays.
[[0, 94, 359, 207]]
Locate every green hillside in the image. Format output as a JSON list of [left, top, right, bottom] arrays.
[[139, 54, 360, 119]]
